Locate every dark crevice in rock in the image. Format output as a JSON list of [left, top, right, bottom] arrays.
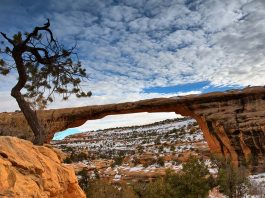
[[0, 152, 8, 158], [206, 120, 225, 155]]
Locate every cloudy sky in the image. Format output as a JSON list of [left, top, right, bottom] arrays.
[[0, 0, 265, 134]]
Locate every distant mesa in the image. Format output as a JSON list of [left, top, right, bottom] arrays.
[[0, 86, 265, 173]]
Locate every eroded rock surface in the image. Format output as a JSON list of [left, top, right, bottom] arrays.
[[0, 136, 85, 198], [0, 86, 265, 172]]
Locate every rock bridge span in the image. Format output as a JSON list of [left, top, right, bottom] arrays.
[[1, 86, 265, 172]]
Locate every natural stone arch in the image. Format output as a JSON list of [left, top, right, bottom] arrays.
[[0, 86, 265, 172]]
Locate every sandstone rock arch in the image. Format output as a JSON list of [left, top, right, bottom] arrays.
[[1, 86, 265, 172]]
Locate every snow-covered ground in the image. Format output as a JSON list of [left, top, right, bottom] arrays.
[[53, 118, 205, 157], [249, 173, 265, 197]]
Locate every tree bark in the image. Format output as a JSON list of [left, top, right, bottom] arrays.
[[11, 90, 45, 145], [11, 46, 46, 145]]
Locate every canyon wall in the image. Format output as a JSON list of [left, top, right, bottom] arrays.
[[0, 86, 265, 172]]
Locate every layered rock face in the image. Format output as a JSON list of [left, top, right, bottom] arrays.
[[0, 136, 85, 198], [0, 86, 265, 172]]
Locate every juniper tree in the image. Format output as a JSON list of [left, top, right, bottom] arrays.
[[0, 20, 91, 145]]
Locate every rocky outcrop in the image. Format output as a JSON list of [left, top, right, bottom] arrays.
[[0, 136, 85, 198], [0, 86, 265, 172]]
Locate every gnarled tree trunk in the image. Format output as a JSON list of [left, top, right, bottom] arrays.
[[11, 90, 45, 145], [11, 47, 45, 145]]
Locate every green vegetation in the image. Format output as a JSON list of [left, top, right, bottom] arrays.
[[154, 136, 161, 145], [217, 162, 250, 198], [78, 156, 217, 198], [133, 156, 212, 198], [78, 169, 90, 195], [64, 152, 88, 163], [112, 155, 125, 167], [76, 155, 254, 198], [77, 169, 138, 198], [170, 145, 175, 151], [157, 156, 165, 167], [136, 145, 144, 154]]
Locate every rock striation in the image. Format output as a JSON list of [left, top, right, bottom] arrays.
[[0, 136, 85, 198], [0, 86, 265, 172]]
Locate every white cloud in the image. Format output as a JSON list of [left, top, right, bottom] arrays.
[[76, 112, 181, 132], [1, 0, 265, 114], [0, 92, 19, 112], [47, 90, 201, 110]]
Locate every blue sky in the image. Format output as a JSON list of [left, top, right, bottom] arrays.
[[144, 81, 243, 94], [0, 0, 264, 135]]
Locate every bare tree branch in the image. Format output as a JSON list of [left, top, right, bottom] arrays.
[[0, 32, 15, 46], [23, 19, 55, 45]]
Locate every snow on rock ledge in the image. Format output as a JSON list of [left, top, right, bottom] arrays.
[[0, 136, 85, 198]]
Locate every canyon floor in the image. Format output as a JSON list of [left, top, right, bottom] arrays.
[[52, 118, 210, 181], [52, 117, 265, 197]]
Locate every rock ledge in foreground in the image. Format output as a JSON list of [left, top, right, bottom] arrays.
[[0, 136, 85, 198]]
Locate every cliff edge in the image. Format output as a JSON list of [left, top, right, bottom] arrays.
[[0, 136, 85, 198]]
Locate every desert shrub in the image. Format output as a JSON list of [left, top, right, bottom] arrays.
[[64, 151, 88, 163], [217, 163, 250, 198], [210, 155, 251, 198], [157, 157, 165, 167], [173, 158, 181, 165], [164, 133, 169, 139], [168, 156, 212, 198], [93, 169, 100, 179], [63, 157, 72, 164], [60, 145, 73, 152], [189, 126, 196, 134], [135, 178, 167, 198], [78, 169, 137, 198], [88, 180, 138, 198], [171, 128, 177, 133], [112, 155, 124, 167], [170, 145, 175, 151], [77, 169, 90, 196], [192, 122, 198, 126], [158, 145, 164, 153], [136, 145, 144, 154], [154, 136, 161, 145], [133, 156, 212, 198], [132, 157, 140, 166]]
